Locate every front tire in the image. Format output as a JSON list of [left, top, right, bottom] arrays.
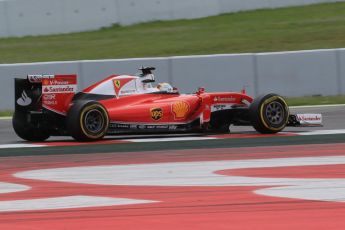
[[250, 94, 289, 134], [12, 112, 50, 142], [66, 101, 109, 141]]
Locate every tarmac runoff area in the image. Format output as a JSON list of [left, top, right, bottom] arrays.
[[0, 104, 344, 229]]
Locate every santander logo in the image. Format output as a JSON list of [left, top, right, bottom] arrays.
[[42, 85, 76, 94], [16, 90, 32, 107], [299, 115, 321, 121]]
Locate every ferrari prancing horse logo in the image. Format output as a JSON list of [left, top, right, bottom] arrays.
[[150, 108, 163, 121], [114, 80, 121, 89], [112, 78, 135, 98]]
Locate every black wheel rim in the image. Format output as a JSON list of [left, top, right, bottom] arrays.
[[84, 109, 104, 134], [265, 101, 285, 125]]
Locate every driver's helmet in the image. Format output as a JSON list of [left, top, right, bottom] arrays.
[[157, 83, 173, 93]]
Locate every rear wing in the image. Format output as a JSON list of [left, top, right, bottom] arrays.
[[15, 74, 77, 116]]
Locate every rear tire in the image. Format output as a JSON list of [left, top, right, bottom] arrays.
[[250, 94, 289, 134], [12, 112, 50, 142], [66, 101, 109, 141]]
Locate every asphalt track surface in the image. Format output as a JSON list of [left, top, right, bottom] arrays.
[[0, 105, 344, 230]]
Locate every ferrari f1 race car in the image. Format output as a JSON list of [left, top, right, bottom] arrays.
[[13, 67, 322, 141]]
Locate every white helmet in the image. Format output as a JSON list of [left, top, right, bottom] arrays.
[[157, 83, 173, 93]]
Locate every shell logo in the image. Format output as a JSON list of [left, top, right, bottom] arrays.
[[172, 101, 190, 120]]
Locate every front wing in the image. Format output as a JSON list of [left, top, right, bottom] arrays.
[[287, 114, 323, 127]]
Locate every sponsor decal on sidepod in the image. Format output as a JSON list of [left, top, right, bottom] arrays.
[[172, 101, 190, 120], [150, 108, 163, 121]]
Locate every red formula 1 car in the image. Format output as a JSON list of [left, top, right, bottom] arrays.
[[13, 67, 322, 141]]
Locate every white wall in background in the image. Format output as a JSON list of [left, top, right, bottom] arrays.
[[170, 0, 220, 20], [170, 54, 256, 96], [219, 0, 271, 12], [6, 0, 64, 36], [61, 0, 118, 33], [115, 0, 173, 25], [338, 49, 345, 95], [0, 0, 344, 37], [0, 1, 8, 37], [256, 50, 339, 96]]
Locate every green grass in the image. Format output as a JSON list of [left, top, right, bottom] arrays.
[[286, 95, 345, 106], [1, 2, 345, 63], [1, 95, 344, 117], [0, 110, 13, 117]]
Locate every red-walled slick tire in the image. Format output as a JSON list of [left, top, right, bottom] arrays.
[[250, 94, 289, 134], [66, 101, 109, 141]]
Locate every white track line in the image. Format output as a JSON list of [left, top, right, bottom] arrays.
[[127, 136, 217, 142], [16, 156, 345, 203], [0, 195, 155, 212], [0, 117, 12, 120], [290, 104, 345, 109], [0, 182, 30, 194], [296, 129, 345, 135], [0, 130, 344, 149], [0, 144, 46, 149]]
